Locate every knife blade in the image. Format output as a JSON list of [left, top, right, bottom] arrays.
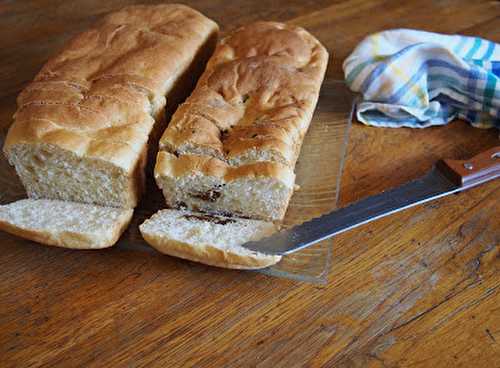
[[242, 146, 500, 256]]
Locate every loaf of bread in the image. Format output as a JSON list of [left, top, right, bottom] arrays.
[[141, 22, 327, 268], [3, 4, 218, 208], [139, 209, 281, 269], [0, 199, 133, 249], [155, 21, 328, 220]]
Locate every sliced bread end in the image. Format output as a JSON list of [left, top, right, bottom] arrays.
[[139, 209, 281, 269], [0, 199, 133, 249], [154, 151, 295, 221]]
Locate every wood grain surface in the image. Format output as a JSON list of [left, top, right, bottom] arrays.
[[0, 1, 499, 367]]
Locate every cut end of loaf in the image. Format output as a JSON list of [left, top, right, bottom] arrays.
[[0, 199, 133, 249], [5, 143, 143, 208], [139, 209, 281, 269], [154, 152, 295, 221]]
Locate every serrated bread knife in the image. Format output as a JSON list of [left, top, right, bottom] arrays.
[[242, 146, 500, 255]]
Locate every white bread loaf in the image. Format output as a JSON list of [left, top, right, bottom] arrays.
[[3, 4, 218, 208], [155, 21, 328, 220], [0, 199, 133, 249], [139, 209, 281, 269]]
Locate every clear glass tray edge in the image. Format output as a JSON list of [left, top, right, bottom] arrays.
[[257, 86, 354, 284]]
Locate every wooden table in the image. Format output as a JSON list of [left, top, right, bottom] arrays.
[[1, 1, 499, 367]]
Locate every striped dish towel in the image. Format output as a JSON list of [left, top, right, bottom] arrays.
[[343, 29, 500, 130]]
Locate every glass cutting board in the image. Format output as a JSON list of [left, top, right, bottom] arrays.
[[0, 80, 354, 284]]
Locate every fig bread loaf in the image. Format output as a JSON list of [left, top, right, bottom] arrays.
[[155, 21, 328, 220], [3, 4, 218, 208]]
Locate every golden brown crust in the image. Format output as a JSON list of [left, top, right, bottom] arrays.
[[159, 21, 328, 167], [4, 4, 219, 173], [155, 151, 295, 188]]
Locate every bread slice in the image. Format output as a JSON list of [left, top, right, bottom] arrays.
[[0, 199, 133, 249], [3, 4, 218, 208], [139, 209, 281, 269], [154, 151, 295, 221]]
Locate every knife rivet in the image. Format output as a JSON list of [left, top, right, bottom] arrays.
[[463, 162, 474, 170]]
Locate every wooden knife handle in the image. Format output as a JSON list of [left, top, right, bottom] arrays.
[[437, 146, 500, 188]]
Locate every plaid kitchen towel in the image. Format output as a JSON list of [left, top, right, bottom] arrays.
[[343, 29, 500, 130]]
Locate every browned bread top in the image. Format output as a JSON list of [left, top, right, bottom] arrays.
[[155, 151, 296, 187], [4, 4, 219, 173], [159, 21, 328, 168]]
